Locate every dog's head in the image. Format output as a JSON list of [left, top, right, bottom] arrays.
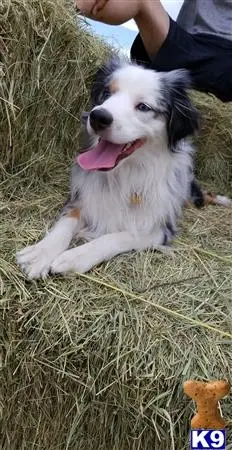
[[78, 58, 199, 171]]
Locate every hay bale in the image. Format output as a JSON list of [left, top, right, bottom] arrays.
[[1, 185, 232, 449], [0, 0, 110, 173], [192, 92, 232, 194], [1, 2, 232, 449], [1, 0, 232, 191]]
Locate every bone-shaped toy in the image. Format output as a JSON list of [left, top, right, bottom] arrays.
[[184, 380, 230, 429]]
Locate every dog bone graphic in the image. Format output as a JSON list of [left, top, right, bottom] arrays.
[[184, 380, 230, 429]]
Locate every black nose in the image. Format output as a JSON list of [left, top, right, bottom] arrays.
[[90, 108, 113, 132]]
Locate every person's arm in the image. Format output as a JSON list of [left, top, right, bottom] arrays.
[[77, 0, 109, 18], [76, 0, 169, 57], [92, 0, 109, 15], [77, 0, 141, 25]]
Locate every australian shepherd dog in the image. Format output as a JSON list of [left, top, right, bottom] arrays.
[[17, 58, 231, 278]]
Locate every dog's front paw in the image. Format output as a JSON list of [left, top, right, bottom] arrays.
[[51, 246, 96, 275], [17, 241, 58, 279]]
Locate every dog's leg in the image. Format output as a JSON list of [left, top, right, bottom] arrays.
[[51, 229, 165, 275], [17, 205, 83, 279]]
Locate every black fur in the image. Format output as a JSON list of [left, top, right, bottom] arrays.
[[91, 57, 123, 107], [190, 179, 205, 208], [79, 127, 97, 152], [81, 111, 89, 124], [79, 57, 123, 150], [163, 221, 175, 245], [162, 70, 199, 148]]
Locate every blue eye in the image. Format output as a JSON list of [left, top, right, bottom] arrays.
[[136, 103, 152, 112]]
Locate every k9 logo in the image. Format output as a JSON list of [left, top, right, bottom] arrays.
[[190, 430, 226, 449]]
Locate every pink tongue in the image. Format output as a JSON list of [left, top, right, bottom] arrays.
[[77, 140, 124, 170]]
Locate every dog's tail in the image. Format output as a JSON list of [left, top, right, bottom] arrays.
[[190, 179, 232, 208], [202, 192, 232, 207]]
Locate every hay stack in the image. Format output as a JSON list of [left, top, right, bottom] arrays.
[[1, 1, 232, 450], [1, 0, 110, 173], [192, 92, 232, 194]]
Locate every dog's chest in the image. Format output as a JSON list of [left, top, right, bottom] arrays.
[[72, 153, 191, 236], [82, 182, 154, 235]]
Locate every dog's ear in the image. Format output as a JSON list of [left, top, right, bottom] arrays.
[[91, 56, 123, 107], [162, 70, 199, 149]]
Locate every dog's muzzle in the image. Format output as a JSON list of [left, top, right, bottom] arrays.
[[90, 108, 113, 132]]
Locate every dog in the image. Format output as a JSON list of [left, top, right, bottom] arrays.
[[17, 58, 231, 278]]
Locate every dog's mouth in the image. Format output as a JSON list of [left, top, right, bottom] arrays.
[[77, 138, 146, 171]]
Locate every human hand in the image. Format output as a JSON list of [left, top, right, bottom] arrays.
[[76, 0, 142, 25], [76, 0, 109, 17]]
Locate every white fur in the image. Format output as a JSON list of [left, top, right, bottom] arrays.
[[71, 141, 192, 238], [215, 195, 232, 207], [17, 64, 195, 278], [51, 230, 164, 274], [17, 217, 80, 278], [87, 66, 165, 145]]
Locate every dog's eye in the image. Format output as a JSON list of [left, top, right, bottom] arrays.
[[136, 103, 152, 112]]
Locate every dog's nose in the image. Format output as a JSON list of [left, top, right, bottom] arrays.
[[90, 108, 113, 132]]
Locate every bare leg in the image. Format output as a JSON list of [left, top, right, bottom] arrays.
[[77, 0, 169, 56], [51, 229, 164, 274]]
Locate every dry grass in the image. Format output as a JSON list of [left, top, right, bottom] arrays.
[[1, 169, 232, 449], [1, 1, 232, 449], [192, 91, 232, 194], [0, 0, 110, 172]]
